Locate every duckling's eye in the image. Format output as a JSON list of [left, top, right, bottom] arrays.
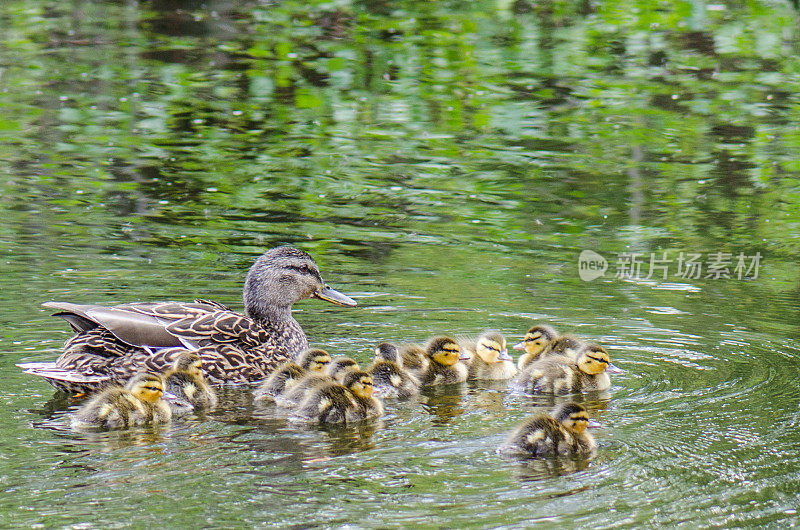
[[144, 386, 161, 392], [586, 355, 609, 365], [483, 343, 501, 352], [526, 334, 542, 342], [442, 347, 459, 354]]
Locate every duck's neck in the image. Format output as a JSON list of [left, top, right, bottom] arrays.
[[247, 303, 292, 324], [247, 304, 309, 352]]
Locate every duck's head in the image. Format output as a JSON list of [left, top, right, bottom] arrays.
[[126, 373, 165, 404], [243, 246, 357, 320], [170, 351, 203, 379], [298, 348, 332, 372], [343, 370, 375, 399], [552, 402, 591, 434], [575, 343, 615, 375], [475, 331, 511, 364], [513, 325, 557, 356], [374, 342, 399, 363], [328, 356, 360, 382], [426, 336, 461, 367]]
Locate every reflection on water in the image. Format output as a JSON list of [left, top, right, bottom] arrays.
[[419, 384, 468, 425], [2, 0, 800, 527], [511, 455, 593, 482]]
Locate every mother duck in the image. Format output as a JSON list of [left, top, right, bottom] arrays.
[[18, 247, 356, 392]]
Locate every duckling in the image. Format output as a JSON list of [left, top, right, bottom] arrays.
[[467, 331, 518, 381], [512, 343, 617, 394], [500, 403, 596, 456], [275, 348, 334, 407], [294, 370, 383, 423], [540, 334, 584, 360], [295, 347, 333, 373], [253, 362, 305, 402], [163, 351, 217, 411], [343, 370, 384, 422], [328, 356, 360, 383], [513, 325, 558, 369], [368, 342, 420, 398], [398, 343, 429, 379], [71, 373, 171, 430], [418, 336, 468, 386]]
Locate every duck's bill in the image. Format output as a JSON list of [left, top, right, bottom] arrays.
[[588, 419, 602, 429], [314, 286, 358, 307], [498, 350, 513, 362], [459, 352, 472, 361], [606, 363, 624, 374], [512, 341, 526, 351]]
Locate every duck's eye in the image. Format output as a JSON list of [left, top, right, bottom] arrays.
[[525, 334, 541, 342], [286, 264, 313, 275], [144, 386, 161, 392]]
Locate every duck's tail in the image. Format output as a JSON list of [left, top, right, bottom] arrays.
[[16, 362, 111, 393]]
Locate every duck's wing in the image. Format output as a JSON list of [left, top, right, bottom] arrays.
[[42, 300, 243, 349], [192, 299, 233, 312], [43, 301, 188, 348], [165, 311, 268, 349]]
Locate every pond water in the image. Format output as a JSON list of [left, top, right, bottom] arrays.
[[2, 0, 800, 527]]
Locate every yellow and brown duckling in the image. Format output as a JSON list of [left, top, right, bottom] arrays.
[[163, 351, 217, 412], [367, 342, 420, 399], [71, 372, 171, 430], [328, 356, 360, 383], [343, 370, 384, 421], [21, 246, 357, 392], [274, 348, 334, 407], [512, 343, 621, 395], [293, 370, 383, 423], [467, 331, 518, 381], [397, 343, 429, 380], [513, 324, 558, 369], [253, 362, 305, 403], [419, 336, 468, 386], [500, 403, 597, 457], [540, 334, 584, 360]]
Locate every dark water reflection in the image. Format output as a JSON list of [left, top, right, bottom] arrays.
[[2, 0, 800, 527]]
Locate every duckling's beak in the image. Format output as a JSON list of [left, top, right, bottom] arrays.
[[498, 349, 513, 362], [314, 285, 357, 307], [459, 351, 472, 361], [588, 419, 602, 429], [162, 391, 195, 411], [512, 341, 526, 351], [606, 363, 624, 374]]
